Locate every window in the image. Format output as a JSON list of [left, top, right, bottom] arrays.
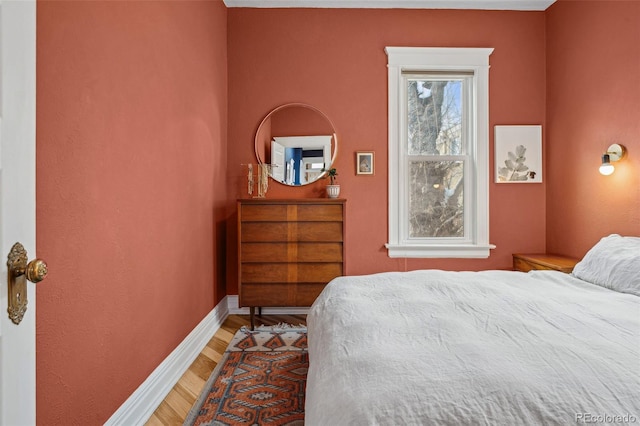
[[385, 47, 495, 258]]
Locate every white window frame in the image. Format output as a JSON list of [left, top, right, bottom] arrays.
[[385, 47, 496, 258]]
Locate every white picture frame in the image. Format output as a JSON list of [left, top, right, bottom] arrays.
[[356, 151, 374, 175], [494, 125, 542, 183]]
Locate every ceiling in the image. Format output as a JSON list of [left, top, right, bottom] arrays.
[[223, 0, 556, 11]]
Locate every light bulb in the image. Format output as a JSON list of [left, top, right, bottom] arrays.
[[599, 164, 614, 175], [599, 154, 614, 175]]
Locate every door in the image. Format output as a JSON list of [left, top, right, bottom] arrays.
[[0, 1, 37, 425], [271, 141, 286, 183]]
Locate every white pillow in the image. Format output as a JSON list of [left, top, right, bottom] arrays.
[[572, 234, 640, 296]]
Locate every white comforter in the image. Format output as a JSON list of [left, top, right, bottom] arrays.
[[306, 270, 640, 425]]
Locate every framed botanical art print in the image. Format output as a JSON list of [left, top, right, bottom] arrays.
[[356, 151, 374, 175], [495, 125, 542, 183]]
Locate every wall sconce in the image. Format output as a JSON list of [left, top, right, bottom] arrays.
[[599, 143, 626, 176]]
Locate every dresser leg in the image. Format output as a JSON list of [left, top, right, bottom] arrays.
[[250, 307, 255, 331], [258, 307, 262, 316]]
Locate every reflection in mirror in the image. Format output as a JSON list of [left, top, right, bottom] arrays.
[[255, 103, 337, 186], [271, 136, 332, 185]]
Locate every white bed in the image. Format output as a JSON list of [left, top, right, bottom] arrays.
[[305, 235, 640, 425]]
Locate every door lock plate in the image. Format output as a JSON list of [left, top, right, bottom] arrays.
[[6, 242, 47, 325]]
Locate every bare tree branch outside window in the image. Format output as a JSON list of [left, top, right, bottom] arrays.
[[407, 79, 464, 238]]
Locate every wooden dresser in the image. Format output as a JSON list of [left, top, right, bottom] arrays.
[[237, 198, 346, 327], [512, 253, 579, 274]]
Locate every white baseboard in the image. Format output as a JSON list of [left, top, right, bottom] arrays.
[[227, 295, 310, 315], [104, 297, 229, 426]]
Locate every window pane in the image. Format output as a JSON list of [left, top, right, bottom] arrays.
[[407, 80, 463, 155], [408, 161, 464, 238]]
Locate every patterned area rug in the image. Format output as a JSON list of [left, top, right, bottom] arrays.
[[184, 326, 308, 426]]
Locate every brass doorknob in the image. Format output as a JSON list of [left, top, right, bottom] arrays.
[[6, 242, 47, 324], [26, 259, 48, 283]]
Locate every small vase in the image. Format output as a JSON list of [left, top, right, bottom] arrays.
[[326, 184, 340, 199]]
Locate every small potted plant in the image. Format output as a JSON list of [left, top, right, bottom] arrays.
[[325, 168, 340, 198]]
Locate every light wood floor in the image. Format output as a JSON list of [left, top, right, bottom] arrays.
[[145, 314, 307, 426]]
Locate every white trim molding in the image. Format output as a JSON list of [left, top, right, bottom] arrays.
[[223, 0, 555, 11], [104, 298, 229, 426], [385, 244, 497, 258], [227, 295, 310, 315], [385, 47, 496, 259]]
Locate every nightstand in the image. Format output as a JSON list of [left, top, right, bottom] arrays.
[[512, 253, 579, 274]]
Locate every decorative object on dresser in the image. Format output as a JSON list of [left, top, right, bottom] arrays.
[[324, 167, 340, 198], [243, 163, 272, 198], [512, 253, 579, 273], [237, 198, 346, 329]]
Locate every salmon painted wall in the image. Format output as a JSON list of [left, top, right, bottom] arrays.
[[227, 8, 547, 293], [546, 0, 640, 257], [36, 1, 227, 424]]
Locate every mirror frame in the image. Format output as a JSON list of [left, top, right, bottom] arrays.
[[255, 103, 338, 186]]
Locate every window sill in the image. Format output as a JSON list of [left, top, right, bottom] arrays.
[[385, 243, 496, 259]]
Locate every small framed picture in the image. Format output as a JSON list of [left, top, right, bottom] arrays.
[[356, 151, 374, 175]]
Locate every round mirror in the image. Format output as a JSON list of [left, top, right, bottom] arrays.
[[255, 103, 338, 186]]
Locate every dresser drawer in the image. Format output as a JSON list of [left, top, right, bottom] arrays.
[[240, 203, 343, 222], [241, 222, 343, 242], [240, 282, 328, 307], [241, 262, 343, 283], [240, 204, 288, 221], [296, 204, 343, 221], [241, 242, 343, 262]]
